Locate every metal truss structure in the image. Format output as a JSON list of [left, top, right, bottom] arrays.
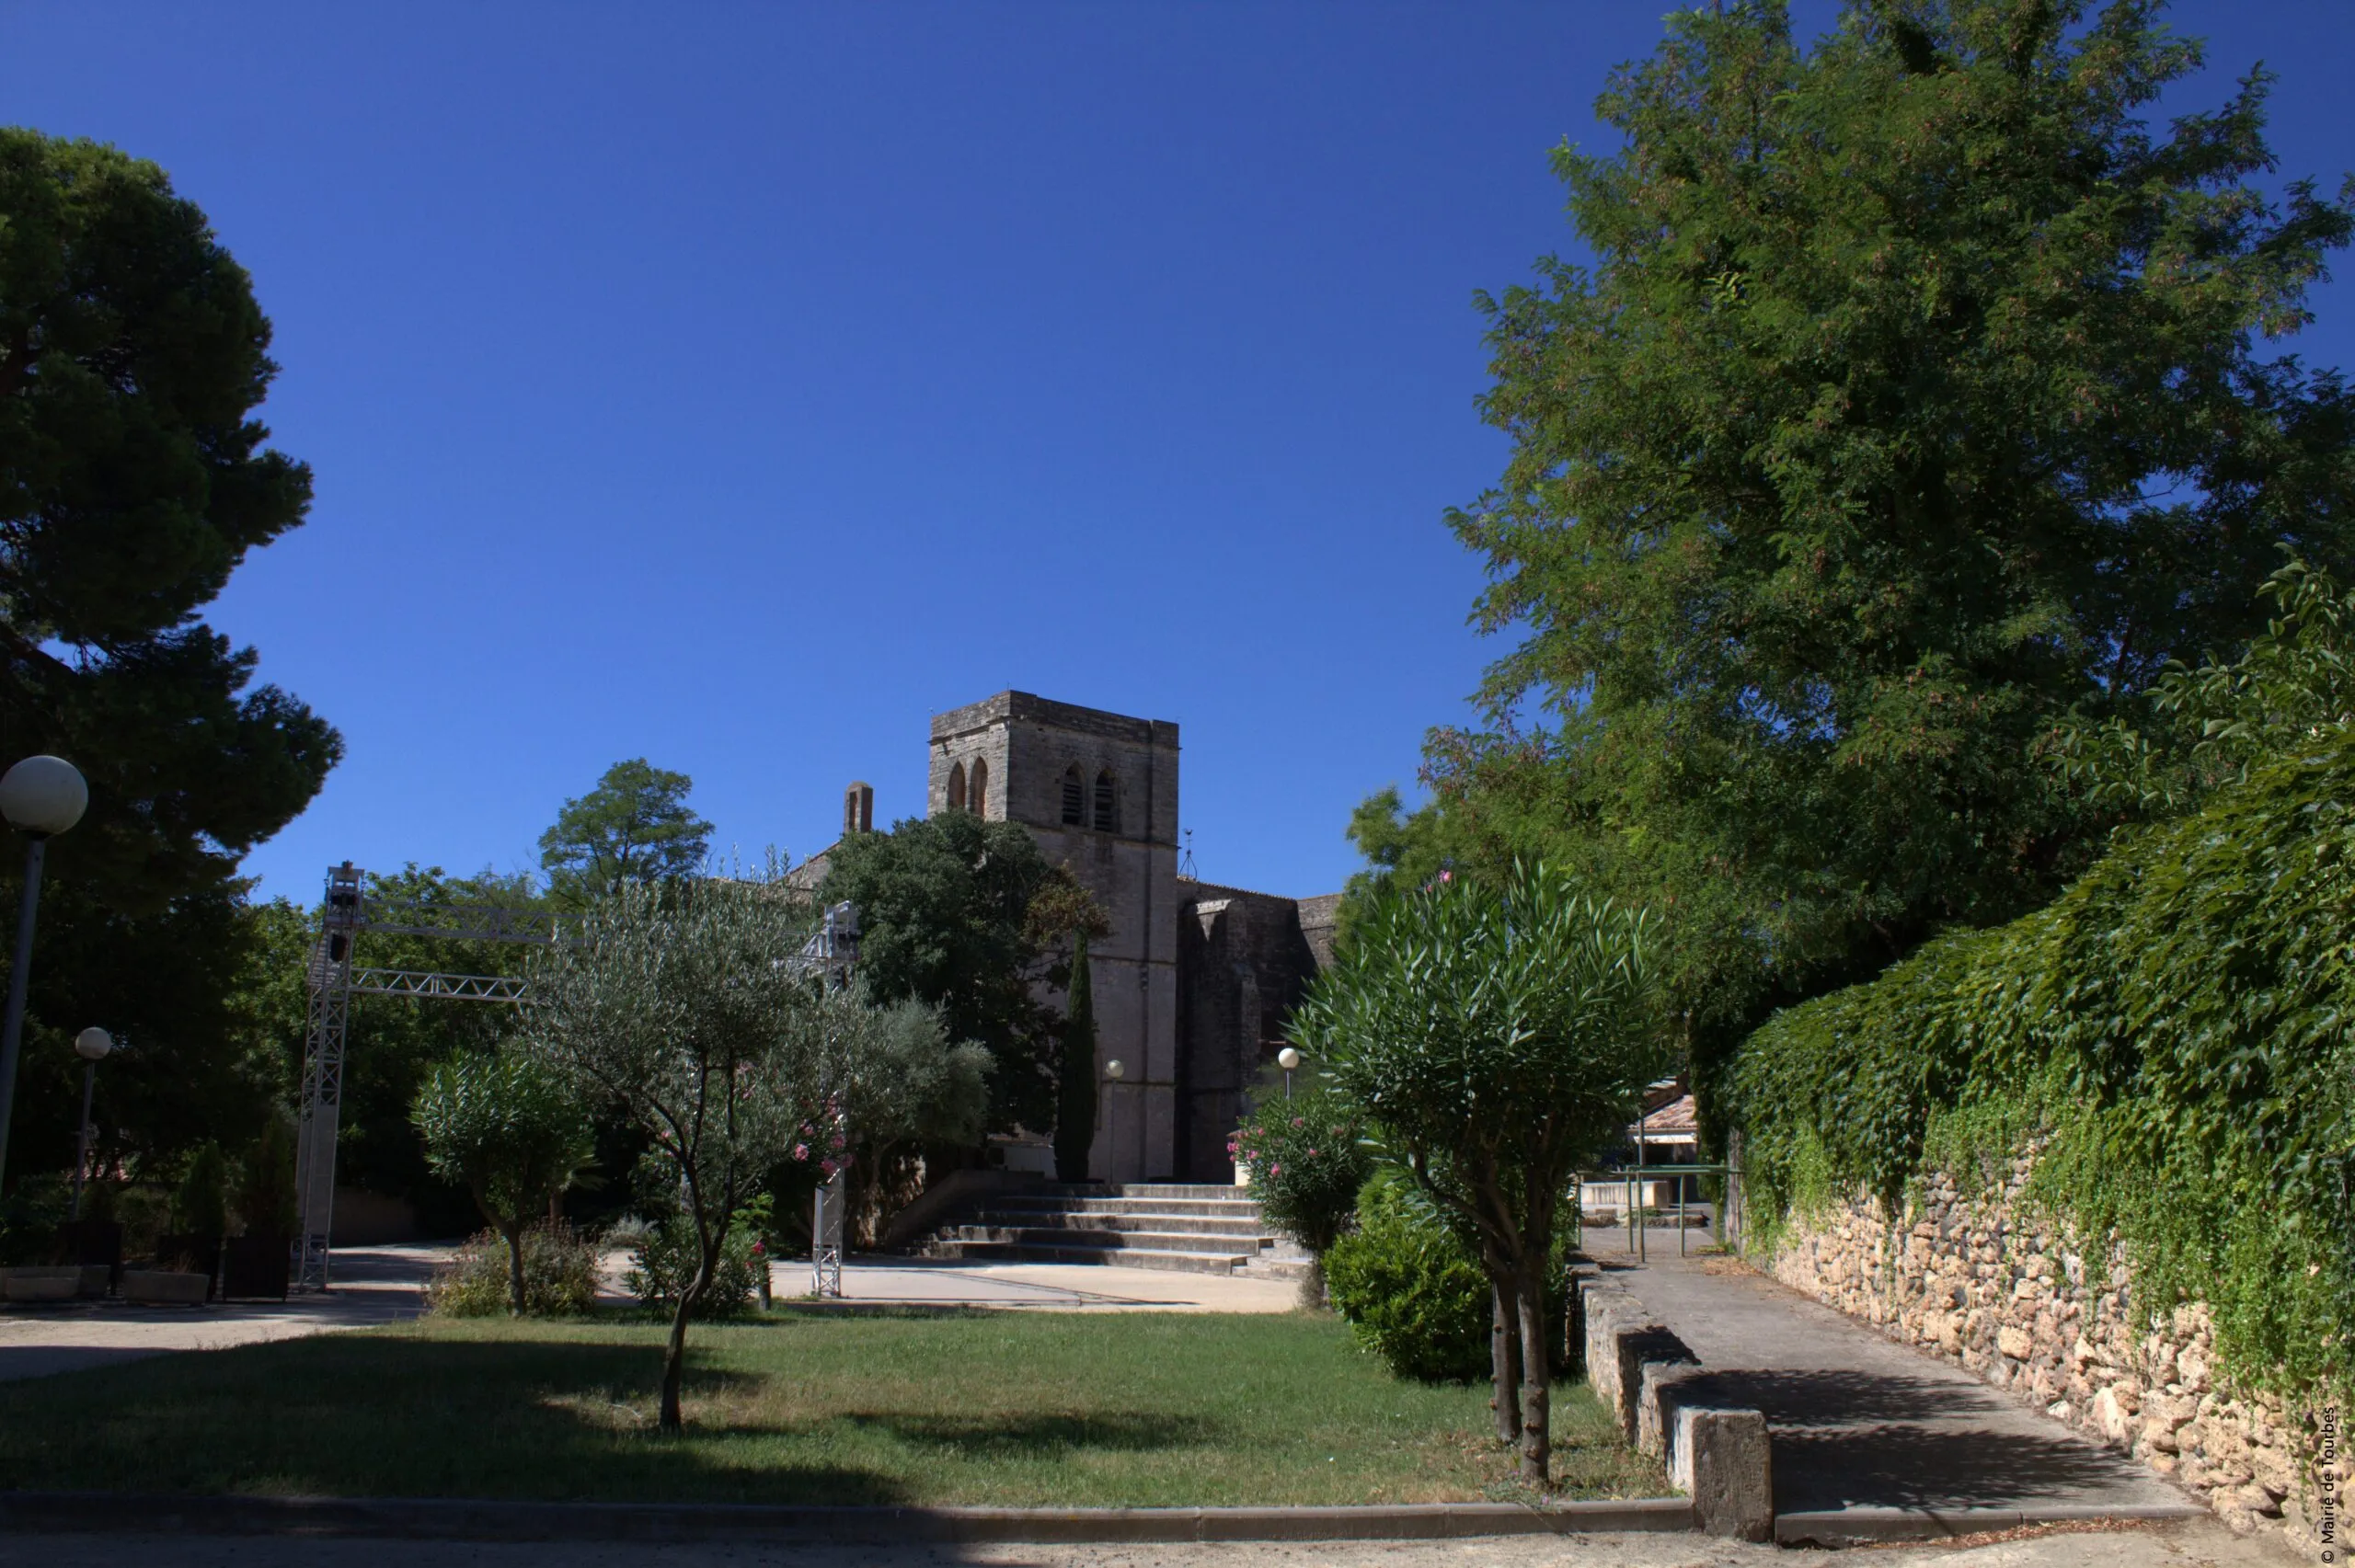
[[799, 901, 858, 1299], [295, 871, 862, 1297], [293, 863, 561, 1291]]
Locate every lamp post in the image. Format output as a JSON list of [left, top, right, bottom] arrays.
[[70, 1027, 112, 1219], [1277, 1046, 1300, 1101], [0, 756, 87, 1191], [1104, 1059, 1126, 1186]]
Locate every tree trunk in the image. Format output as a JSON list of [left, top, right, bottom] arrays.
[[1516, 1263, 1551, 1486], [659, 1232, 720, 1431], [1294, 1255, 1326, 1311], [1490, 1279, 1522, 1444], [502, 1220, 527, 1316]]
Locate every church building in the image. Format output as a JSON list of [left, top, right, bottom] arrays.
[[827, 691, 1338, 1184]]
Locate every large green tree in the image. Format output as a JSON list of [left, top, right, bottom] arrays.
[[1430, 0, 2355, 1098], [0, 131, 337, 1193], [537, 759, 712, 905], [818, 812, 1099, 1137]]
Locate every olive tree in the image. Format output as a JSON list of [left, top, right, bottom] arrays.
[[517, 873, 915, 1429], [1292, 864, 1660, 1483], [410, 1048, 592, 1315]]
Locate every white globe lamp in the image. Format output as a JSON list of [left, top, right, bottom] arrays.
[[0, 753, 87, 1189]]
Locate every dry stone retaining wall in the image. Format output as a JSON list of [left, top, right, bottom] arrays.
[[1762, 1157, 2347, 1550]]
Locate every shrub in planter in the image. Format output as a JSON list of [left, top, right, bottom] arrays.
[[427, 1223, 600, 1318], [1325, 1171, 1492, 1381]]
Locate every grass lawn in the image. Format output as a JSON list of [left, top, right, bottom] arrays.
[[0, 1310, 1663, 1507]]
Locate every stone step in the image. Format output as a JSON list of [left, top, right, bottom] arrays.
[[937, 1226, 1263, 1257], [990, 1196, 1264, 1219], [1109, 1184, 1253, 1200], [1241, 1255, 1316, 1283], [923, 1240, 1249, 1275], [965, 1209, 1268, 1238]]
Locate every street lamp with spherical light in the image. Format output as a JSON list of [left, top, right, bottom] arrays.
[[0, 755, 86, 1190], [1103, 1059, 1126, 1187], [1277, 1046, 1301, 1101], [70, 1027, 112, 1219]]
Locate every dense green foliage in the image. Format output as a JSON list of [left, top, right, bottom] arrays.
[[0, 130, 337, 1194], [1367, 0, 2355, 1134], [1053, 933, 1097, 1182], [1296, 864, 1660, 1482], [1732, 705, 2355, 1403], [1229, 1082, 1370, 1259], [412, 1048, 593, 1313], [428, 1224, 599, 1318], [818, 812, 1098, 1136], [538, 759, 713, 906], [170, 1141, 229, 1239], [1325, 1173, 1492, 1383]]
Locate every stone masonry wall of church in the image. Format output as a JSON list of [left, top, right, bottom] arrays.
[[928, 692, 1180, 1178], [1173, 883, 1321, 1182]]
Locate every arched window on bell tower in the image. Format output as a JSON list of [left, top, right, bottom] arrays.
[[970, 758, 989, 818], [1094, 768, 1118, 833], [946, 761, 967, 813], [1060, 765, 1085, 825]]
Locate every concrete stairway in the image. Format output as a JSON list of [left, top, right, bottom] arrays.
[[915, 1183, 1310, 1277]]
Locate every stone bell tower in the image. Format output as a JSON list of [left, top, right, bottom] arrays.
[[928, 692, 1179, 1181]]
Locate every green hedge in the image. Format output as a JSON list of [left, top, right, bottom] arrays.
[[1729, 728, 2355, 1404], [1325, 1173, 1492, 1382]]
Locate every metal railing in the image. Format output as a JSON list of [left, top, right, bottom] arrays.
[[1575, 1161, 1743, 1260]]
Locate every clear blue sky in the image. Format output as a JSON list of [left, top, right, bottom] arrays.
[[3, 2, 2349, 905]]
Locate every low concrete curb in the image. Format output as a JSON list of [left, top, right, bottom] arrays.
[[1775, 1502, 2209, 1546], [0, 1492, 1701, 1543]]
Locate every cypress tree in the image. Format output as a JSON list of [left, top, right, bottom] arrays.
[[1053, 934, 1097, 1183]]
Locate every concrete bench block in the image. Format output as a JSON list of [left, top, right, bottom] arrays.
[[1636, 1357, 1705, 1458], [1671, 1406, 1773, 1542], [1, 1266, 78, 1302], [121, 1269, 210, 1304]]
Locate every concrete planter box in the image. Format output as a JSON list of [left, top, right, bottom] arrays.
[[121, 1269, 210, 1305], [77, 1265, 112, 1297], [0, 1266, 78, 1302]]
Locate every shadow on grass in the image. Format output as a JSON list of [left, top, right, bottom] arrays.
[[844, 1411, 1216, 1458], [0, 1335, 908, 1505]]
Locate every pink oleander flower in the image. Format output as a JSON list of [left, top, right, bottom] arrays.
[[791, 1143, 809, 1161], [1269, 1163, 1281, 1176], [821, 1159, 837, 1176], [1292, 1116, 1304, 1127], [830, 1133, 846, 1150]]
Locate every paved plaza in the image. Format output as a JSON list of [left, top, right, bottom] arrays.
[[0, 1246, 1296, 1382]]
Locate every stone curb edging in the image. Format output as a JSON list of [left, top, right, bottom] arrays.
[[0, 1492, 1701, 1544], [1774, 1502, 2210, 1547]]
